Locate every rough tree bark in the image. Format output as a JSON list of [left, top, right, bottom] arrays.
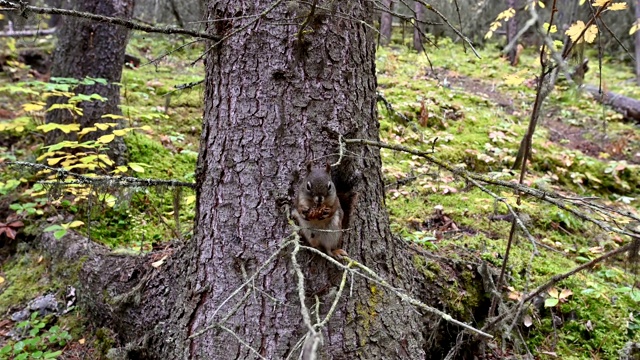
[[71, 1, 489, 359], [45, 0, 133, 165], [379, 0, 394, 46]]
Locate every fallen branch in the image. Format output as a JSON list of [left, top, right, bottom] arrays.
[[0, 27, 56, 37], [583, 84, 640, 122]]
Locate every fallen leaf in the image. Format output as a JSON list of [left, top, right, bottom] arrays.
[[151, 255, 168, 268]]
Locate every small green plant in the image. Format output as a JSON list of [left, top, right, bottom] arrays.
[[10, 201, 45, 217], [544, 287, 573, 308], [43, 221, 84, 240], [0, 312, 72, 360]]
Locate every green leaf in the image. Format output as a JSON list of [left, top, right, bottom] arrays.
[[44, 350, 63, 359], [13, 341, 25, 354], [544, 298, 558, 308], [0, 344, 12, 355], [53, 229, 67, 239], [44, 225, 64, 232]]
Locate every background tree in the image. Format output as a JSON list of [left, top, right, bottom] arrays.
[[636, 0, 640, 84], [133, 0, 205, 29], [379, 0, 394, 46], [44, 0, 134, 164], [413, 1, 425, 51]]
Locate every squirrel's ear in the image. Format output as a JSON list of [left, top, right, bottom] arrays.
[[306, 162, 313, 173], [325, 162, 331, 174]]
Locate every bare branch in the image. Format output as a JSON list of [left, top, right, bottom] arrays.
[[0, 26, 56, 37], [8, 161, 195, 189], [0, 0, 220, 41]]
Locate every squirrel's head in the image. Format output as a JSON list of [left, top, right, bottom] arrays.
[[303, 162, 335, 206]]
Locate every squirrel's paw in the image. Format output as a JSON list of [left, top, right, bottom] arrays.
[[331, 249, 348, 259]]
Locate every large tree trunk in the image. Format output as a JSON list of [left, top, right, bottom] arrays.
[[185, 1, 429, 357], [68, 1, 489, 359], [379, 0, 394, 46], [45, 0, 133, 165]]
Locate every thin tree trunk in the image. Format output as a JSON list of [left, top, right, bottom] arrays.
[[413, 1, 425, 51], [45, 0, 133, 165], [379, 0, 394, 46], [636, 0, 640, 84], [506, 0, 517, 65]]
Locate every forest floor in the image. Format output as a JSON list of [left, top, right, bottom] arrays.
[[434, 67, 640, 164]]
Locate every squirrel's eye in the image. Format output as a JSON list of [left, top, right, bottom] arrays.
[[306, 181, 311, 191], [327, 182, 332, 190]]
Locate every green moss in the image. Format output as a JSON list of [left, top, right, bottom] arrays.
[[412, 255, 440, 282], [94, 327, 117, 356], [354, 285, 384, 347], [0, 253, 51, 314]]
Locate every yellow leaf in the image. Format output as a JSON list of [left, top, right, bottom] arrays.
[[592, 0, 609, 6], [95, 123, 117, 130], [138, 125, 153, 132], [543, 23, 557, 33], [504, 74, 524, 86], [609, 2, 626, 10], [79, 338, 86, 345], [565, 21, 586, 43], [97, 134, 115, 143], [630, 20, 640, 35], [484, 30, 494, 39], [101, 114, 126, 120], [77, 127, 98, 136], [113, 129, 128, 136], [538, 1, 545, 8], [112, 166, 128, 174], [0, 276, 4, 284], [548, 287, 559, 298], [47, 157, 66, 165], [580, 0, 586, 4], [496, 8, 515, 21], [22, 102, 46, 112], [129, 163, 145, 173], [68, 220, 84, 228], [584, 24, 598, 43], [98, 154, 114, 166]]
